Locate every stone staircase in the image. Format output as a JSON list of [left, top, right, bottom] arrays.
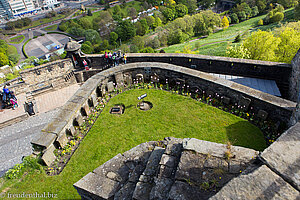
[[74, 138, 260, 200]]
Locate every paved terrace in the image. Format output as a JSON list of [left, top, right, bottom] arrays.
[[0, 84, 80, 177]]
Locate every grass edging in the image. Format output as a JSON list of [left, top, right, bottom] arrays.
[[22, 39, 31, 58], [9, 35, 25, 44]]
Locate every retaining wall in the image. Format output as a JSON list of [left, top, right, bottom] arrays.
[[31, 62, 296, 167]]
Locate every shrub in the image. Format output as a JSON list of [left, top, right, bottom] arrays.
[[139, 47, 155, 53], [234, 34, 241, 43], [271, 12, 284, 23], [230, 13, 239, 24], [258, 19, 264, 26]]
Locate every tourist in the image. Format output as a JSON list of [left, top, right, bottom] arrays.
[[2, 85, 10, 102], [10, 91, 18, 110], [104, 51, 108, 66], [112, 53, 116, 67], [123, 53, 127, 64]]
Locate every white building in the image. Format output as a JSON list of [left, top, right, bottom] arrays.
[[8, 0, 35, 17]]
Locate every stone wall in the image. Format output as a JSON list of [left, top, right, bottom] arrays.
[[289, 48, 300, 102], [31, 62, 296, 167], [87, 53, 292, 99]]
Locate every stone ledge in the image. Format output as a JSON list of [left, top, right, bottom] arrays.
[[183, 138, 258, 162], [31, 132, 57, 149], [261, 122, 300, 191], [209, 165, 300, 200]]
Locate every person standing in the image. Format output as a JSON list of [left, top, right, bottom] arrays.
[[10, 91, 18, 110]]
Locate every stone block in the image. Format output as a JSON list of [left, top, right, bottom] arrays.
[[90, 94, 98, 107], [143, 147, 165, 176], [73, 172, 120, 200], [107, 82, 114, 93], [257, 109, 268, 120], [159, 165, 173, 178], [69, 95, 86, 106], [67, 126, 77, 136], [115, 72, 124, 86], [56, 132, 68, 148], [221, 96, 230, 105], [132, 181, 152, 200], [82, 103, 90, 116], [150, 177, 174, 200], [210, 165, 300, 200], [159, 154, 176, 168], [114, 182, 136, 200], [206, 90, 214, 97], [164, 142, 182, 157], [238, 96, 251, 111], [42, 144, 56, 166], [128, 164, 145, 183], [169, 181, 210, 200], [31, 132, 57, 149], [261, 122, 300, 191], [101, 85, 106, 96], [76, 114, 84, 126], [124, 73, 132, 85], [42, 118, 68, 135], [94, 153, 129, 184], [122, 142, 154, 163]]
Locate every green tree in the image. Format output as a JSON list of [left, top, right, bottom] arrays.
[[271, 12, 284, 23], [251, 6, 259, 16], [59, 21, 68, 32], [139, 47, 155, 53], [243, 30, 281, 61], [258, 19, 264, 26], [131, 36, 145, 50], [153, 17, 162, 30], [221, 16, 229, 28], [277, 0, 298, 8], [8, 54, 19, 64], [193, 13, 206, 35], [175, 4, 188, 18], [78, 18, 93, 29], [130, 44, 139, 52], [145, 16, 155, 29], [168, 29, 186, 44], [177, 0, 197, 13], [0, 53, 9, 66], [230, 13, 239, 24], [237, 11, 247, 21], [81, 43, 93, 54], [116, 20, 136, 41], [275, 27, 300, 63], [295, 3, 300, 20], [226, 44, 251, 59], [127, 7, 137, 18], [87, 9, 92, 16], [113, 5, 122, 15], [234, 34, 242, 43], [68, 27, 85, 37], [256, 0, 266, 13], [84, 29, 101, 44], [162, 7, 176, 21], [150, 37, 161, 48], [109, 32, 118, 46]]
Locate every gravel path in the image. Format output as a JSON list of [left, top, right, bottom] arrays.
[[0, 109, 59, 177]]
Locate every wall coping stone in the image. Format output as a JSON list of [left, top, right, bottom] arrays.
[[210, 165, 300, 199], [261, 122, 300, 191], [31, 132, 57, 149], [183, 138, 258, 162], [19, 58, 72, 74]]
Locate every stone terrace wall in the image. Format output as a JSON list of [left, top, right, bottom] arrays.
[[31, 62, 296, 167], [87, 53, 292, 99]]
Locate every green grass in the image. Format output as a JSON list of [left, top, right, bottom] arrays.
[[197, 42, 229, 56], [0, 89, 266, 199], [9, 35, 25, 44], [7, 45, 18, 55], [44, 24, 58, 31], [163, 8, 295, 54]]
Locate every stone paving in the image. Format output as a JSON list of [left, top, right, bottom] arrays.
[[0, 84, 80, 177]]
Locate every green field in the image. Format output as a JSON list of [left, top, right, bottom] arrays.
[[163, 8, 295, 55], [0, 89, 266, 199], [9, 35, 25, 44], [44, 24, 58, 31]]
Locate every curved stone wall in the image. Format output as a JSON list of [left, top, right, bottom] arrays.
[[87, 53, 292, 99], [31, 62, 296, 167]]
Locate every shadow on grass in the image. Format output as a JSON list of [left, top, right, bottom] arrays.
[[225, 121, 267, 151]]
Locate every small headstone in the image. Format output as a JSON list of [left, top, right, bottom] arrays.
[[101, 85, 106, 96], [56, 132, 68, 148], [107, 82, 114, 92], [257, 110, 268, 120], [151, 73, 159, 83], [238, 96, 251, 111], [115, 72, 124, 86], [76, 114, 84, 126], [221, 96, 231, 105], [68, 126, 77, 136], [124, 73, 132, 85], [136, 74, 144, 83], [42, 144, 56, 166]]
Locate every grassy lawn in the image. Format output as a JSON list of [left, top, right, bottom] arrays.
[[7, 45, 18, 55], [0, 89, 266, 199], [14, 14, 65, 31], [163, 8, 295, 54], [44, 24, 58, 31], [9, 35, 25, 44], [197, 41, 230, 56]]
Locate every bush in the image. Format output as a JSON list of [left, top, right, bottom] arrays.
[[234, 34, 242, 43], [271, 12, 284, 23], [258, 19, 264, 26], [139, 47, 155, 53], [230, 13, 239, 24], [237, 11, 247, 21]]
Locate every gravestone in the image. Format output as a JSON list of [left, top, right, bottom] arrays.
[[107, 82, 114, 92], [136, 74, 144, 83], [151, 73, 159, 83], [238, 96, 251, 111], [42, 144, 56, 166], [257, 110, 268, 120], [124, 73, 132, 85], [115, 72, 124, 86]]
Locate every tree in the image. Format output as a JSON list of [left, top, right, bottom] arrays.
[[78, 18, 93, 29], [8, 54, 19, 64], [84, 29, 101, 44], [59, 21, 68, 32], [120, 44, 130, 53], [127, 7, 137, 18], [193, 13, 206, 35], [258, 19, 264, 26], [230, 13, 239, 24], [221, 16, 229, 29], [234, 34, 241, 43], [162, 7, 175, 21], [256, 0, 266, 13], [295, 3, 300, 20], [150, 37, 161, 48], [145, 16, 155, 29], [271, 12, 284, 23], [175, 4, 188, 18], [0, 53, 9, 66], [130, 45, 139, 52], [277, 0, 298, 8], [237, 11, 247, 21], [275, 27, 300, 63], [168, 29, 185, 44], [243, 30, 281, 61], [175, 45, 198, 54], [109, 32, 118, 46], [113, 5, 122, 15], [177, 0, 197, 13], [139, 47, 155, 53], [251, 6, 259, 17], [226, 44, 251, 59], [153, 17, 162, 30], [68, 27, 85, 37], [140, 19, 149, 34], [87, 9, 93, 16], [116, 20, 136, 41], [131, 36, 145, 50]]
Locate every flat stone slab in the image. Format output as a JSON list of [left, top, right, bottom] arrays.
[[261, 122, 300, 190], [73, 172, 120, 200], [210, 165, 300, 200], [183, 138, 258, 162], [41, 144, 56, 166], [31, 132, 57, 149]]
